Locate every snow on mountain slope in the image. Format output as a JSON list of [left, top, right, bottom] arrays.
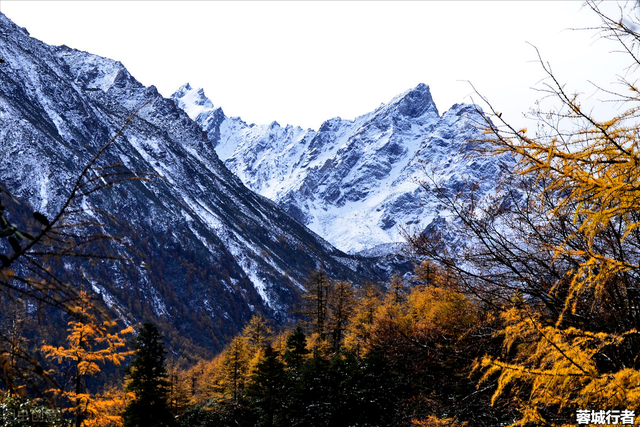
[[173, 83, 515, 254], [0, 13, 402, 354]]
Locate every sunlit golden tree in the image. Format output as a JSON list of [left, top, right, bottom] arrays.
[[42, 290, 132, 427]]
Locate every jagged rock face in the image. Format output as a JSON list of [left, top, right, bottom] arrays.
[[173, 83, 515, 254], [0, 13, 398, 355]]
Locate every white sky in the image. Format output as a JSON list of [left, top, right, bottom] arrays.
[[0, 1, 632, 130]]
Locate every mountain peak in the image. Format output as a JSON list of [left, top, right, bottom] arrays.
[[171, 83, 215, 120], [174, 82, 193, 95], [392, 83, 439, 118]]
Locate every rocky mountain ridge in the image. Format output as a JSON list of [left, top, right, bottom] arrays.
[[172, 83, 515, 254]]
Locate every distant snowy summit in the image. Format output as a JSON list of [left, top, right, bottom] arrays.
[[172, 83, 514, 254]]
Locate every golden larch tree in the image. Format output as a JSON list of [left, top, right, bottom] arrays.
[[42, 290, 133, 427], [461, 2, 640, 424]]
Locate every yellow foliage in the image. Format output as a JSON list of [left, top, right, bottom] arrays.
[[479, 306, 640, 423], [307, 331, 332, 355], [406, 285, 476, 335], [41, 290, 133, 426], [79, 385, 132, 427], [242, 314, 273, 374], [219, 336, 251, 400], [363, 274, 480, 361], [343, 283, 382, 353], [166, 358, 192, 417], [185, 320, 281, 406], [186, 355, 226, 405], [270, 329, 290, 356], [470, 3, 640, 423], [42, 296, 133, 374], [243, 314, 272, 353]]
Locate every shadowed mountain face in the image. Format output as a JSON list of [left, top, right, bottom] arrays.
[[0, 14, 404, 355], [173, 83, 515, 256]]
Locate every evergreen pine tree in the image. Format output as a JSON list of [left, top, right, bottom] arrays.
[[282, 327, 309, 370], [246, 345, 287, 427], [123, 322, 176, 427]]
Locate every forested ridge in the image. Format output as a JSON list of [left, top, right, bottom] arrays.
[[3, 1, 640, 426]]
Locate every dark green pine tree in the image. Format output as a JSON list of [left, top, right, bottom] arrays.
[[246, 345, 287, 427], [123, 322, 176, 427], [282, 326, 310, 370]]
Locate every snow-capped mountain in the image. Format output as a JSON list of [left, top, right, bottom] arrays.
[[0, 14, 402, 354], [173, 83, 514, 254]]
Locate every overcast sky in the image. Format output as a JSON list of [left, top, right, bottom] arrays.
[[0, 1, 632, 130]]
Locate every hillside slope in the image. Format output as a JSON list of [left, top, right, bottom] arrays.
[[0, 14, 400, 354]]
